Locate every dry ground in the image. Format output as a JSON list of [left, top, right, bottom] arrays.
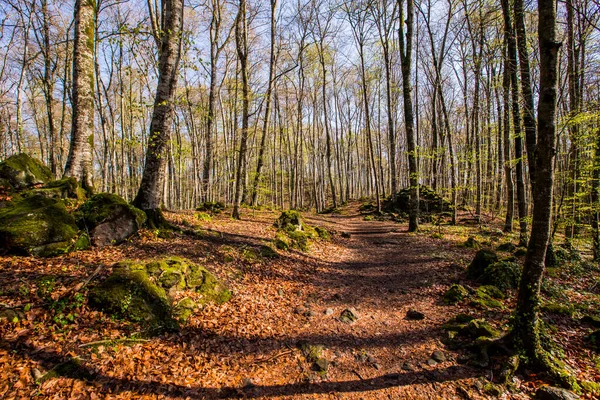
[[0, 203, 595, 399]]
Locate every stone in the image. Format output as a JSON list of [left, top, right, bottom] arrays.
[[497, 242, 517, 252], [77, 193, 146, 247], [341, 232, 351, 238], [0, 153, 53, 190], [467, 249, 498, 280], [324, 308, 334, 315], [431, 351, 446, 362], [88, 257, 230, 332], [0, 193, 78, 256], [534, 386, 580, 400], [406, 309, 425, 320], [339, 308, 359, 324], [313, 358, 329, 373], [479, 261, 521, 291], [401, 361, 417, 371], [443, 284, 469, 304], [426, 358, 438, 366]]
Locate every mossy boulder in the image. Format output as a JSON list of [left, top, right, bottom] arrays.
[[464, 237, 481, 249], [77, 193, 146, 247], [497, 242, 517, 252], [89, 257, 230, 332], [274, 210, 303, 231], [480, 261, 521, 291], [0, 193, 78, 256], [443, 284, 469, 304], [195, 201, 225, 214], [471, 285, 505, 309], [35, 177, 86, 201], [467, 249, 498, 279], [383, 185, 453, 215], [0, 153, 53, 190]]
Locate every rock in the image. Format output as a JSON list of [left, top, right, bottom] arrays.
[[31, 368, 43, 381], [195, 201, 225, 215], [464, 237, 481, 249], [242, 378, 255, 388], [298, 341, 324, 362], [444, 284, 469, 304], [470, 285, 505, 309], [315, 226, 330, 240], [367, 354, 376, 363], [88, 257, 230, 332], [497, 242, 517, 252], [431, 351, 446, 362], [479, 261, 521, 291], [77, 193, 146, 247], [0, 193, 78, 256], [426, 358, 438, 366], [384, 185, 453, 215], [406, 309, 425, 320], [324, 308, 334, 316], [534, 386, 580, 400], [0, 153, 53, 191], [401, 361, 417, 371], [339, 308, 359, 324], [274, 210, 302, 230], [341, 232, 351, 238], [461, 319, 499, 339], [35, 177, 86, 200], [313, 358, 329, 373], [467, 249, 498, 280]]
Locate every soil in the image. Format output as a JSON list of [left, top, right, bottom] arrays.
[[0, 202, 578, 399]]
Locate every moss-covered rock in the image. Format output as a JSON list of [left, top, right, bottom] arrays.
[[444, 284, 469, 304], [0, 193, 78, 256], [497, 242, 517, 252], [471, 285, 504, 309], [480, 261, 521, 291], [464, 237, 481, 249], [467, 249, 498, 280], [195, 201, 225, 214], [0, 153, 53, 190], [315, 226, 331, 240], [77, 193, 146, 247], [274, 210, 303, 230], [36, 177, 86, 201], [88, 257, 230, 331], [383, 185, 453, 215]]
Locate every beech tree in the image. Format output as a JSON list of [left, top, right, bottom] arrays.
[[133, 0, 184, 227]]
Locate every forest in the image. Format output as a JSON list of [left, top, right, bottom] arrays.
[[0, 0, 600, 397]]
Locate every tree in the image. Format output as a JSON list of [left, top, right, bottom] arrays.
[[63, 0, 96, 190], [132, 0, 184, 227], [398, 0, 418, 231], [512, 0, 563, 376]]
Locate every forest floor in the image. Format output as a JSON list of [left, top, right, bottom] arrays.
[[1, 202, 599, 399]]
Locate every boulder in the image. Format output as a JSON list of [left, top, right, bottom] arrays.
[[479, 261, 521, 291], [534, 386, 580, 400], [467, 249, 498, 279], [35, 177, 86, 201], [0, 193, 78, 256], [195, 201, 225, 214], [77, 193, 146, 247], [89, 257, 231, 332], [0, 153, 53, 191], [444, 284, 469, 304], [384, 185, 453, 214], [274, 210, 303, 230]]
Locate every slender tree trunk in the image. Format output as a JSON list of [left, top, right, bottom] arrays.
[[232, 0, 250, 219], [399, 0, 418, 231], [63, 0, 96, 191], [133, 0, 184, 227]]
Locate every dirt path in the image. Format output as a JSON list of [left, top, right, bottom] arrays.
[[1, 206, 501, 399]]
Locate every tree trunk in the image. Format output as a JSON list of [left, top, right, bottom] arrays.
[[63, 0, 96, 191], [513, 0, 561, 368], [133, 0, 184, 228]]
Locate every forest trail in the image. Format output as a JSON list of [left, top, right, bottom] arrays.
[[1, 204, 504, 399]]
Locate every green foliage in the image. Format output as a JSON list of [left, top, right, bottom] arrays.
[[195, 212, 212, 222]]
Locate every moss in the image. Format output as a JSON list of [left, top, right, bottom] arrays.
[[173, 297, 196, 322], [580, 380, 600, 396], [298, 341, 324, 363], [315, 226, 331, 240], [471, 286, 504, 309], [497, 242, 517, 252], [444, 284, 469, 304], [196, 271, 231, 305], [464, 237, 481, 249], [461, 319, 500, 339], [78, 193, 146, 228], [0, 153, 53, 190], [0, 193, 78, 256], [196, 201, 225, 214], [259, 245, 278, 258], [483, 382, 503, 396], [42, 177, 86, 201], [72, 233, 90, 251], [541, 302, 575, 317], [274, 210, 302, 229], [467, 249, 499, 279], [480, 261, 521, 291], [196, 212, 212, 222], [274, 237, 289, 250]]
